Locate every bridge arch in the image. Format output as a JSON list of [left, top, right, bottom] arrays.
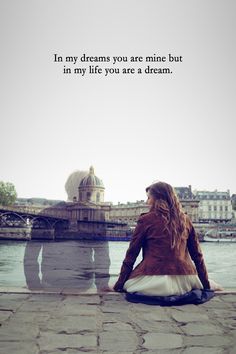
[[53, 219, 69, 228], [31, 216, 54, 229], [0, 212, 28, 227]]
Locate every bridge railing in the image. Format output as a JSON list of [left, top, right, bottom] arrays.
[[0, 205, 68, 220]]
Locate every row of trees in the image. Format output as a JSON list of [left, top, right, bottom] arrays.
[[0, 181, 17, 206]]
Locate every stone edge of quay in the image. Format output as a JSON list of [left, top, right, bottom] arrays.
[[0, 288, 236, 295]]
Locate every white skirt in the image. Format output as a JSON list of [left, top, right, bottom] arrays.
[[123, 275, 203, 296]]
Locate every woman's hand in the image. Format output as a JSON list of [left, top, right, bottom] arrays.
[[100, 286, 115, 292]]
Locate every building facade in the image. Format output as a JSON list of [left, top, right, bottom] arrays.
[[174, 186, 199, 223], [194, 190, 232, 222], [109, 201, 148, 226], [109, 185, 200, 225]]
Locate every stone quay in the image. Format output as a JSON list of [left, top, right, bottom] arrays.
[[0, 289, 235, 354]]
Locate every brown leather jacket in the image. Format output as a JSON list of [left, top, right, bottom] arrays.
[[114, 211, 210, 291]]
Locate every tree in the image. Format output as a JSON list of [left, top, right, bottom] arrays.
[[0, 181, 17, 206]]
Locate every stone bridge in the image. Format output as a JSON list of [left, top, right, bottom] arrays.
[[0, 205, 69, 240]]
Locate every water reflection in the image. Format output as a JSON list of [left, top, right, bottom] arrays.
[[0, 241, 235, 289], [23, 241, 110, 291]]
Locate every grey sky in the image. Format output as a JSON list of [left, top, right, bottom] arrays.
[[0, 0, 235, 203]]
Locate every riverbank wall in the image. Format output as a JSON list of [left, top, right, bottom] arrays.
[[0, 228, 132, 241], [2, 227, 236, 242]]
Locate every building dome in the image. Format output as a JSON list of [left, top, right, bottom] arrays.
[[79, 166, 104, 189], [78, 166, 105, 203]]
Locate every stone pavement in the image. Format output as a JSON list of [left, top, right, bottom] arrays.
[[0, 290, 236, 354]]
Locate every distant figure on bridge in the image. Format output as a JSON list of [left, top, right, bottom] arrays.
[[113, 181, 220, 305], [23, 240, 110, 292]]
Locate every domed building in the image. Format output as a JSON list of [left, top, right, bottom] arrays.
[[60, 166, 127, 238], [78, 166, 105, 203], [46, 166, 129, 239]]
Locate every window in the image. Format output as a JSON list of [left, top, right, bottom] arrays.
[[87, 192, 91, 200]]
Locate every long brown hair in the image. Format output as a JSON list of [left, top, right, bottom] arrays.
[[146, 182, 187, 249]]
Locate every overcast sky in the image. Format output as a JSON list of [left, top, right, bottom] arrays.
[[1, 0, 235, 204]]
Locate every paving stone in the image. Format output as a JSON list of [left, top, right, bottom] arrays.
[[62, 294, 100, 304], [230, 329, 236, 336], [139, 350, 182, 354], [28, 294, 64, 302], [134, 308, 172, 322], [219, 295, 236, 303], [132, 319, 182, 333], [10, 312, 50, 324], [0, 341, 39, 354], [0, 323, 39, 340], [100, 304, 130, 313], [181, 322, 224, 335], [182, 347, 225, 354], [42, 316, 97, 333], [37, 287, 64, 293], [143, 333, 183, 350], [0, 293, 30, 301], [183, 335, 233, 347], [61, 287, 100, 294], [207, 296, 225, 302], [99, 311, 132, 323], [55, 304, 97, 316], [18, 300, 60, 312], [38, 332, 97, 351], [131, 302, 159, 312], [103, 321, 134, 331], [201, 299, 233, 309], [99, 331, 138, 352], [98, 353, 133, 354], [228, 346, 236, 354], [208, 309, 236, 318], [168, 304, 202, 313], [43, 350, 97, 354], [0, 310, 12, 322], [0, 299, 25, 311], [170, 309, 209, 323], [218, 318, 236, 330]]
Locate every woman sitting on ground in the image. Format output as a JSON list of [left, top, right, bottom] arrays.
[[113, 182, 217, 305]]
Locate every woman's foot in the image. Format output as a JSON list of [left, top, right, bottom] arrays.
[[209, 279, 224, 291]]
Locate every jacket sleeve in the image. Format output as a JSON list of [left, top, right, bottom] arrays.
[[187, 222, 210, 289], [113, 216, 148, 292]]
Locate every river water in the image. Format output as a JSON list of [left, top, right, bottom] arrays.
[[0, 240, 235, 290]]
